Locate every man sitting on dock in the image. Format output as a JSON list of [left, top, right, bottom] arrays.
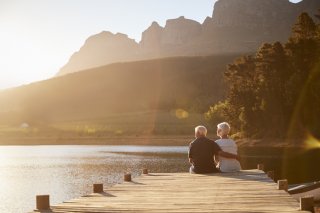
[[188, 125, 239, 174]]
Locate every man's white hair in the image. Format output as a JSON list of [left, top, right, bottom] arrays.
[[217, 122, 231, 136], [195, 125, 207, 136]]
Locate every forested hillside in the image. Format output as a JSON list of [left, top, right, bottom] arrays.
[[0, 54, 237, 137], [206, 12, 320, 141]]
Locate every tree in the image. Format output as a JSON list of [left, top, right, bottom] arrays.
[[290, 12, 317, 42], [285, 13, 319, 124], [208, 12, 320, 141], [224, 55, 260, 136], [254, 42, 290, 137], [205, 101, 229, 128]]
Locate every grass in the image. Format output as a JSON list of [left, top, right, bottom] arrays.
[[0, 110, 306, 147], [48, 110, 209, 136], [0, 110, 214, 145]]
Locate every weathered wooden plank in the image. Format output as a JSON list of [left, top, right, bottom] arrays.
[[32, 170, 310, 213]]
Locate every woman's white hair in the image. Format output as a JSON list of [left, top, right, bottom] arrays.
[[195, 125, 207, 136], [217, 122, 231, 136]]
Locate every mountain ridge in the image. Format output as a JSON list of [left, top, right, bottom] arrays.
[[57, 0, 320, 76]]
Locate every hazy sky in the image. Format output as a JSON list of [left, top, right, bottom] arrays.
[[0, 0, 302, 90]]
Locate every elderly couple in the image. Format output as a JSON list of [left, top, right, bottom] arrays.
[[188, 122, 241, 174]]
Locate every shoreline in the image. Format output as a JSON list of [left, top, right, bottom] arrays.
[[0, 135, 307, 148], [0, 135, 191, 146]]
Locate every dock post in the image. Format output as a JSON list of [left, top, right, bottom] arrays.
[[267, 171, 274, 181], [93, 184, 104, 193], [142, 168, 148, 174], [257, 164, 264, 171], [300, 196, 314, 211], [36, 195, 50, 211], [124, 173, 132, 182], [277, 179, 288, 191]]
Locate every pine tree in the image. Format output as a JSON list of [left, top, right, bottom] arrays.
[[224, 56, 260, 136], [290, 12, 317, 42], [286, 13, 318, 76], [254, 42, 289, 137]]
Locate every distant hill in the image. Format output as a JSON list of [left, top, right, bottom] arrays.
[[0, 54, 237, 129], [57, 0, 320, 76]]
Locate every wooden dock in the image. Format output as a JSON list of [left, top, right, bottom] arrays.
[[32, 170, 311, 213]]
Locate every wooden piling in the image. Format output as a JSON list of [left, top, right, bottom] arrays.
[[267, 171, 274, 180], [277, 179, 288, 191], [93, 184, 103, 193], [142, 168, 148, 174], [257, 164, 264, 171], [300, 196, 314, 211], [124, 173, 132, 182], [36, 195, 50, 210]]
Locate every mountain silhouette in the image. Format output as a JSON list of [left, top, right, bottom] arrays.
[[57, 0, 320, 76]]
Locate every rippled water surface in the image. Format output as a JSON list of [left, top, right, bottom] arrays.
[[0, 145, 189, 213], [1, 145, 319, 212]]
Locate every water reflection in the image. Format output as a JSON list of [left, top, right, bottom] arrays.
[[0, 145, 319, 212], [239, 147, 320, 184], [0, 146, 188, 212]]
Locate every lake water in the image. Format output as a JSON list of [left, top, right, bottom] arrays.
[[0, 145, 189, 212], [0, 145, 319, 212]]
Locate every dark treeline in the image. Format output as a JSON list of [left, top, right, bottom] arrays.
[[206, 12, 320, 140]]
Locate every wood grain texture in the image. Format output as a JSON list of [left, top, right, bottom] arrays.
[[31, 170, 309, 213]]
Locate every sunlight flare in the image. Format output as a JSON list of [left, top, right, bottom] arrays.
[[175, 109, 189, 119], [304, 133, 320, 150]]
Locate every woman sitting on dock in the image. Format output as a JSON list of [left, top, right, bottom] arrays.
[[215, 122, 241, 172]]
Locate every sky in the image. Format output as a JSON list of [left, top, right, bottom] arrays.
[[0, 0, 302, 90]]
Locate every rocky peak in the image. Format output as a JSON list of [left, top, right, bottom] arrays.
[[203, 16, 212, 25], [57, 31, 139, 76], [151, 21, 161, 28], [162, 16, 202, 45], [84, 31, 137, 48], [57, 0, 320, 76], [212, 0, 296, 28], [140, 21, 163, 51]]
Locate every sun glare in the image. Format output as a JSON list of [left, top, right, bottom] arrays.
[[175, 109, 189, 119], [0, 28, 64, 89], [304, 133, 320, 150]]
